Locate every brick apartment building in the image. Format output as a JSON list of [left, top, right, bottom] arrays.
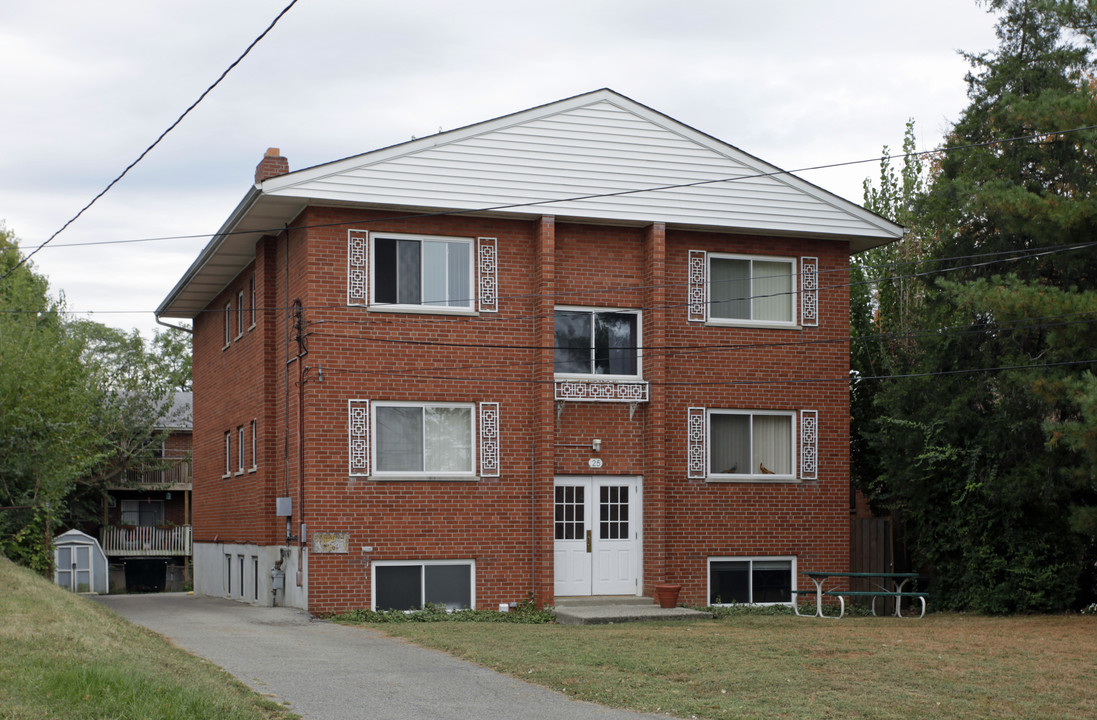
[[156, 89, 901, 613]]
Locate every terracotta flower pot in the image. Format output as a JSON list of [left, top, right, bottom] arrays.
[[654, 583, 682, 608]]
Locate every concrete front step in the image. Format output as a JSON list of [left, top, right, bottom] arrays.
[[554, 595, 657, 608], [553, 596, 712, 625]]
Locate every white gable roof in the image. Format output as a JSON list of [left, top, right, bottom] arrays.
[[158, 89, 902, 319]]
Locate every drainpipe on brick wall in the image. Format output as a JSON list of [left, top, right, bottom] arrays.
[[292, 299, 308, 587]]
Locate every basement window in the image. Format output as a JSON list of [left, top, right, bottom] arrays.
[[708, 557, 795, 605], [372, 560, 474, 611]]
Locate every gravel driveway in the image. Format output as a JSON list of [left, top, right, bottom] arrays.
[[94, 593, 671, 720]]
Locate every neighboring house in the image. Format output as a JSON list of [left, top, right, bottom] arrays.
[[156, 89, 902, 613], [98, 391, 193, 592]]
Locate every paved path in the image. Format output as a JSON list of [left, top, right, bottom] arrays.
[[94, 593, 671, 720]]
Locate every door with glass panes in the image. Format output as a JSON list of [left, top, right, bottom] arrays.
[[553, 477, 641, 596]]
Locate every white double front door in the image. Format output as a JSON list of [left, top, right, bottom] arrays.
[[553, 476, 642, 596]]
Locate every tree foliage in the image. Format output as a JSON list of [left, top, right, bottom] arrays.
[[858, 0, 1097, 612], [0, 227, 102, 572], [0, 225, 192, 574]]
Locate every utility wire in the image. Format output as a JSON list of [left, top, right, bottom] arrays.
[[3, 235, 1094, 321], [13, 122, 1097, 253], [0, 0, 300, 283]]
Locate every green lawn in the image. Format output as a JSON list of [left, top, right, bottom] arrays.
[[342, 609, 1097, 720], [0, 557, 297, 720]]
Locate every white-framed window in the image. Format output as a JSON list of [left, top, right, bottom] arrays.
[[238, 555, 244, 596], [372, 402, 475, 478], [708, 254, 796, 326], [708, 557, 796, 605], [249, 420, 258, 472], [224, 553, 232, 595], [223, 303, 232, 349], [708, 410, 795, 481], [252, 556, 259, 600], [553, 307, 641, 378], [372, 560, 475, 611], [248, 273, 257, 330], [371, 233, 474, 311], [236, 290, 245, 339], [223, 431, 232, 478], [237, 426, 245, 475]]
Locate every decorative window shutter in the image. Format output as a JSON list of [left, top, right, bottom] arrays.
[[477, 237, 498, 313], [348, 230, 369, 306], [479, 402, 500, 477], [688, 250, 707, 322], [349, 399, 370, 476], [800, 256, 818, 327], [800, 409, 818, 480], [687, 406, 706, 478]]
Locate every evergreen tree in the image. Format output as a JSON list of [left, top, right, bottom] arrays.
[[865, 0, 1097, 612]]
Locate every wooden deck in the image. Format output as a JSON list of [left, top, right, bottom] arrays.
[[100, 525, 192, 557]]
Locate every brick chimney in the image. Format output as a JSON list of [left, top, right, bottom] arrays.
[[255, 147, 289, 182]]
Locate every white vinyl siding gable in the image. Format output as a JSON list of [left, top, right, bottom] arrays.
[[263, 95, 904, 242]]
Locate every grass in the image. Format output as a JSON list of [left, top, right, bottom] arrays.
[[0, 556, 298, 720], [337, 607, 1097, 719]]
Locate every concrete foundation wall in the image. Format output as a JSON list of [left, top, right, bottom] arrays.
[[193, 542, 306, 609]]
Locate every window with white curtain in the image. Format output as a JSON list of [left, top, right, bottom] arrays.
[[708, 410, 794, 480], [373, 402, 475, 477], [708, 254, 795, 325], [371, 233, 473, 310]]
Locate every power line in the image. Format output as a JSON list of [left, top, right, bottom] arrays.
[[0, 0, 300, 283], [4, 234, 1094, 321], [317, 356, 1097, 388], [13, 122, 1097, 254]]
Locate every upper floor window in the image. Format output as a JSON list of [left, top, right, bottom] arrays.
[[373, 402, 474, 477], [223, 303, 232, 348], [372, 233, 473, 311], [708, 410, 794, 480], [554, 309, 640, 377], [709, 254, 795, 326], [236, 290, 245, 339]]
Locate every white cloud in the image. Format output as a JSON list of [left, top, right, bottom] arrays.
[[0, 0, 1001, 337]]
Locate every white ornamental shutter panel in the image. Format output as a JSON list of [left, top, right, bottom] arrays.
[[349, 400, 370, 476], [800, 410, 818, 480], [477, 237, 498, 313], [800, 257, 818, 327], [348, 230, 369, 306], [479, 402, 500, 477], [688, 250, 707, 322], [687, 407, 706, 478]]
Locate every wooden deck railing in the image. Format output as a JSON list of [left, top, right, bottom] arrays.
[[100, 525, 192, 557], [121, 460, 192, 487]]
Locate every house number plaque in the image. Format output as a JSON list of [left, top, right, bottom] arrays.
[[588, 458, 603, 469], [311, 532, 350, 554]]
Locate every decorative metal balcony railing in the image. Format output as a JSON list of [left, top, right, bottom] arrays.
[[100, 525, 192, 557]]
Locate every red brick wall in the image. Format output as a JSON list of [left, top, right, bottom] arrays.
[[192, 208, 852, 612]]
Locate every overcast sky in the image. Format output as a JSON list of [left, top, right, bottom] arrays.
[[0, 0, 1001, 338]]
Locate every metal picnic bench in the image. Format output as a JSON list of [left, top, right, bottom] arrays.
[[793, 571, 928, 619]]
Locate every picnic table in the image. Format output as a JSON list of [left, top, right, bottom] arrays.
[[793, 571, 927, 619]]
